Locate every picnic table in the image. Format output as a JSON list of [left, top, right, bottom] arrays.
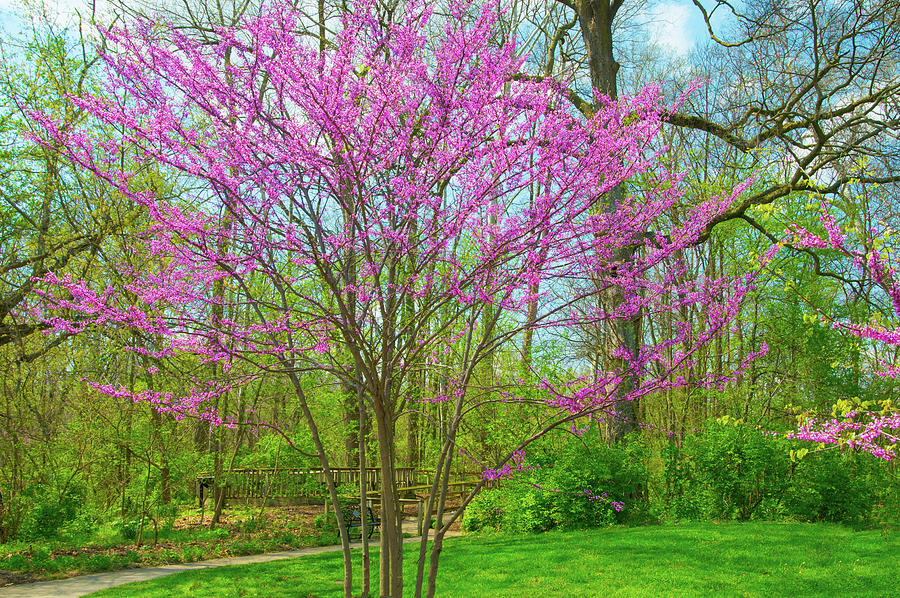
[[399, 481, 474, 534], [325, 479, 480, 537]]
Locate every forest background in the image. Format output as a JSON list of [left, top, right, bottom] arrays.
[[0, 0, 899, 591]]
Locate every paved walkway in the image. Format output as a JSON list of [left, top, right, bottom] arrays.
[[0, 521, 459, 598]]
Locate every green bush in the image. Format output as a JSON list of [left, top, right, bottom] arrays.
[[29, 548, 51, 569], [1, 554, 30, 571], [241, 517, 266, 534], [661, 441, 707, 520], [660, 418, 890, 525], [84, 554, 114, 572], [784, 450, 876, 523], [503, 483, 556, 533], [462, 489, 505, 533], [312, 511, 339, 543], [17, 484, 87, 540], [180, 545, 204, 562], [463, 432, 648, 533], [230, 540, 263, 556], [158, 548, 181, 564], [274, 531, 300, 546], [195, 526, 229, 541], [664, 419, 790, 521], [542, 434, 648, 528], [118, 519, 141, 541], [51, 554, 75, 572], [61, 507, 98, 538]]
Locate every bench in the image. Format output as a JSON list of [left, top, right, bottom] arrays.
[[341, 502, 380, 539]]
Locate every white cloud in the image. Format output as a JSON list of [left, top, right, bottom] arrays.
[[646, 2, 696, 57], [0, 0, 108, 30]]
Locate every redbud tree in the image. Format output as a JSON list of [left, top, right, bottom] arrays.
[[34, 2, 758, 596], [787, 207, 900, 460]]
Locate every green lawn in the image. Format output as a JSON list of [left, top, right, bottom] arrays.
[[87, 522, 899, 597]]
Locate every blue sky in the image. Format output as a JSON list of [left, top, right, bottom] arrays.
[[0, 0, 113, 36], [645, 1, 713, 57], [0, 0, 729, 59]]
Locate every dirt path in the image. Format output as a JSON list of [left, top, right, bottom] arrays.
[[0, 522, 460, 598]]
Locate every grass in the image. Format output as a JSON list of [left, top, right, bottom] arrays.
[[86, 522, 899, 597]]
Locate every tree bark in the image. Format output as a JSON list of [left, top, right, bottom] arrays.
[[576, 0, 640, 441], [375, 401, 403, 598], [358, 387, 370, 598]]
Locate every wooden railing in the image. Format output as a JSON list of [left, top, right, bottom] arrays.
[[195, 466, 498, 507], [196, 467, 423, 503]]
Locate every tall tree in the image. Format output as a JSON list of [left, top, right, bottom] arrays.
[[511, 0, 900, 438], [0, 24, 121, 359], [35, 2, 761, 596]]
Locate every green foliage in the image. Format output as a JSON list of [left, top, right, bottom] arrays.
[[312, 511, 340, 543], [85, 554, 115, 572], [239, 430, 317, 470], [661, 419, 888, 524], [17, 483, 90, 541], [181, 545, 205, 562], [230, 540, 264, 556], [667, 418, 790, 521], [0, 546, 139, 577], [464, 432, 648, 533], [461, 490, 505, 533], [118, 518, 143, 542], [784, 451, 877, 524], [60, 506, 99, 538]]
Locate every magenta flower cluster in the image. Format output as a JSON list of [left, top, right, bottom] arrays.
[[27, 1, 767, 492], [787, 207, 900, 459]]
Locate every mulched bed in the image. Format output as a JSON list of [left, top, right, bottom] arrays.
[[0, 570, 38, 588], [0, 502, 464, 587], [171, 504, 326, 533]]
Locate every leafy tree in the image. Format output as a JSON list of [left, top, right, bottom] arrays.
[[786, 204, 900, 460], [34, 3, 761, 596], [503, 0, 900, 437]]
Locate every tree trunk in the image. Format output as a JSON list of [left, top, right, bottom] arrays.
[[576, 0, 642, 442], [375, 402, 403, 598], [522, 281, 539, 371], [342, 381, 360, 466], [286, 369, 354, 598], [358, 388, 371, 598]]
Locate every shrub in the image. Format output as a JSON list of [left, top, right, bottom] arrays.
[[313, 511, 339, 543], [462, 490, 506, 533], [661, 442, 707, 520], [17, 484, 87, 540], [118, 519, 140, 541], [664, 419, 790, 521], [158, 548, 181, 564], [542, 434, 648, 528], [29, 548, 51, 569], [60, 507, 98, 539], [464, 432, 648, 533], [275, 531, 300, 546], [51, 554, 75, 572], [180, 545, 203, 562], [241, 517, 265, 534], [230, 540, 263, 556], [84, 554, 114, 572], [784, 450, 877, 523], [1, 554, 30, 571]]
